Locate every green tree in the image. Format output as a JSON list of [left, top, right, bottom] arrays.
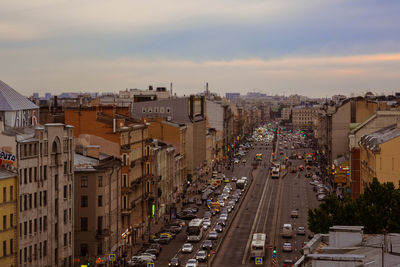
[[308, 178, 400, 234]]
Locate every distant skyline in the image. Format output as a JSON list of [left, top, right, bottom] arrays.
[[1, 0, 400, 97]]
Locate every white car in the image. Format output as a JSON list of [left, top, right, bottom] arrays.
[[182, 243, 194, 253], [282, 242, 293, 252], [242, 159, 247, 164], [139, 253, 156, 261], [186, 259, 198, 267]]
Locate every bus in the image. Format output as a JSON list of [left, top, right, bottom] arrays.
[[250, 233, 266, 259], [187, 218, 204, 242], [271, 167, 280, 179], [255, 153, 263, 161]]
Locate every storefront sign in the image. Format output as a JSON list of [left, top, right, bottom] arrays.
[[0, 150, 16, 167]]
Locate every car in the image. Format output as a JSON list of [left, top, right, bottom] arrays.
[[177, 212, 197, 220], [182, 243, 194, 253], [204, 211, 212, 219], [218, 200, 225, 207], [290, 167, 297, 173], [185, 259, 198, 267], [231, 177, 238, 182], [139, 253, 156, 261], [196, 250, 208, 262], [226, 205, 232, 213], [242, 159, 247, 164], [290, 210, 299, 218], [221, 193, 229, 200], [234, 159, 239, 164], [202, 239, 213, 250], [169, 257, 181, 267], [282, 259, 294, 266], [159, 232, 174, 239], [170, 219, 185, 227], [217, 218, 226, 227], [208, 230, 218, 240], [282, 242, 293, 252], [149, 243, 162, 253], [166, 226, 182, 234], [214, 224, 223, 233], [298, 165, 304, 171], [317, 194, 326, 201], [306, 165, 312, 170], [297, 226, 306, 235], [305, 172, 312, 178], [145, 248, 159, 257]]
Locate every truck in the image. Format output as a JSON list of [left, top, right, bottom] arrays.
[[250, 233, 266, 259]]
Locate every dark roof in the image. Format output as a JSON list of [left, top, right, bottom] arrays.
[[0, 80, 38, 111]]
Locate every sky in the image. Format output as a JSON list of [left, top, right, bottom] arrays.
[[1, 0, 400, 97]]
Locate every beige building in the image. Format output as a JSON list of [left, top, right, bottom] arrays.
[[281, 107, 292, 121], [73, 146, 121, 265], [348, 111, 400, 198], [292, 106, 318, 127], [17, 123, 74, 267], [359, 123, 400, 194]]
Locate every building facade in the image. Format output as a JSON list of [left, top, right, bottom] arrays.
[[73, 146, 121, 265], [17, 123, 74, 267], [0, 169, 18, 267]]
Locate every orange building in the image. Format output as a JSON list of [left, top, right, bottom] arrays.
[[65, 106, 153, 252]]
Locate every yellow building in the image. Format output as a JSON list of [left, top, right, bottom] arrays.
[[0, 169, 18, 267], [359, 123, 400, 194]]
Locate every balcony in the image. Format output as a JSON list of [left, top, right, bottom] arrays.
[[96, 229, 110, 239]]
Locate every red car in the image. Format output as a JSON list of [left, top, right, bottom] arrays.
[[298, 165, 304, 171]]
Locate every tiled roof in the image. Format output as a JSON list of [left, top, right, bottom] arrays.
[[0, 80, 38, 111]]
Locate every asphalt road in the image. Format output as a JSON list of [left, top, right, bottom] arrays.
[[153, 143, 260, 267], [213, 138, 320, 267]]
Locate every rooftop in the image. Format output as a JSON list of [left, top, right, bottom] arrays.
[[360, 123, 400, 152], [0, 168, 17, 180], [0, 80, 38, 111]]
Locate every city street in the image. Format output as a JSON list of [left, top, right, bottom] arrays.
[[214, 137, 320, 266]]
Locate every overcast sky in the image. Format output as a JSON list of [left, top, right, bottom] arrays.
[[1, 0, 400, 97]]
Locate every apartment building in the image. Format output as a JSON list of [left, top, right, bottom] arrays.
[[17, 123, 74, 267], [0, 169, 18, 267], [65, 106, 151, 250], [281, 107, 292, 121], [359, 123, 400, 194], [292, 106, 319, 127], [74, 145, 121, 265]]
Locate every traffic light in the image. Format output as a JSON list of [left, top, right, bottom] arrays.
[[272, 246, 277, 258], [152, 204, 155, 217]]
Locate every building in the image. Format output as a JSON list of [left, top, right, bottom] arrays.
[[297, 226, 400, 266], [131, 96, 206, 182], [73, 146, 121, 265], [292, 106, 318, 127], [359, 123, 400, 194], [348, 111, 400, 198], [281, 107, 292, 121], [0, 169, 18, 267], [65, 106, 151, 253], [225, 93, 240, 101], [17, 123, 74, 267]]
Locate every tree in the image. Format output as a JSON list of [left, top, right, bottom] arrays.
[[308, 178, 400, 234]]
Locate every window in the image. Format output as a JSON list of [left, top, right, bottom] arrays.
[[154, 107, 158, 113], [24, 195, 27, 210], [34, 167, 37, 181], [39, 191, 42, 207], [160, 107, 165, 113], [44, 165, 47, 180], [3, 215, 6, 230], [39, 243, 42, 259], [81, 217, 88, 231], [24, 221, 27, 236], [166, 107, 171, 113], [19, 223, 22, 237], [123, 174, 127, 187], [69, 208, 72, 222], [43, 216, 47, 231], [29, 220, 32, 234], [122, 154, 127, 166], [69, 184, 72, 198], [3, 240, 6, 257], [64, 162, 67, 174], [39, 217, 42, 232], [43, 241, 47, 257], [98, 216, 103, 231], [29, 168, 32, 183], [123, 196, 127, 209], [142, 107, 146, 113], [63, 209, 67, 224], [3, 187, 6, 202], [34, 192, 37, 208], [80, 244, 88, 256], [64, 233, 67, 246], [97, 243, 103, 255], [43, 191, 47, 206], [24, 168, 27, 184], [81, 176, 88, 188], [29, 194, 32, 209], [29, 245, 32, 262], [63, 185, 67, 199], [98, 195, 103, 207], [81, 196, 88, 207], [24, 247, 27, 263], [10, 239, 13, 255], [98, 176, 103, 187], [34, 244, 37, 260], [20, 195, 22, 212], [10, 214, 13, 227], [34, 219, 37, 233]]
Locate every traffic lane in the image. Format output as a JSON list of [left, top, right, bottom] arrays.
[[213, 157, 272, 266]]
